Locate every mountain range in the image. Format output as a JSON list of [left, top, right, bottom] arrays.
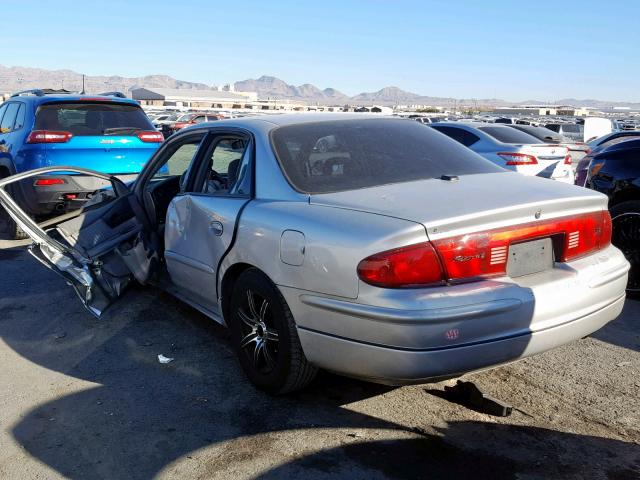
[[1, 65, 638, 109]]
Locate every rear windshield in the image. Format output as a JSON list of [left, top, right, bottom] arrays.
[[560, 124, 582, 133], [514, 126, 565, 142], [478, 126, 543, 144], [35, 102, 153, 136], [271, 119, 503, 194]]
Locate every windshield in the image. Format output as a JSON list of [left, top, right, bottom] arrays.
[[271, 119, 503, 194], [478, 126, 543, 144], [178, 114, 196, 122], [35, 102, 153, 136]]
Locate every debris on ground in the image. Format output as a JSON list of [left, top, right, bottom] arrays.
[[157, 354, 174, 364], [444, 380, 513, 417], [616, 361, 632, 367]]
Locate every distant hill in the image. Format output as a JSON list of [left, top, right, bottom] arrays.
[[1, 65, 638, 109], [0, 65, 210, 95], [234, 77, 521, 107]]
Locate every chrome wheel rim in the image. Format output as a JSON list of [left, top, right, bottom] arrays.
[[237, 289, 279, 373], [612, 212, 640, 292]]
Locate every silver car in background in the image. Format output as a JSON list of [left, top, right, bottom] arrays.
[[431, 122, 575, 183], [0, 115, 628, 394]]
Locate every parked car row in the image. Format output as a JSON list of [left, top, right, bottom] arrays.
[[0, 113, 631, 395]]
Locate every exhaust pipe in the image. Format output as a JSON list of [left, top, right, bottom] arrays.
[[54, 203, 66, 212]]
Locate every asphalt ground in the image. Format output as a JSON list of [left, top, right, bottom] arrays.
[[0, 236, 638, 480]]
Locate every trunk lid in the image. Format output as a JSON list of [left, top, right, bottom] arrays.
[[42, 135, 159, 174], [310, 172, 607, 240]]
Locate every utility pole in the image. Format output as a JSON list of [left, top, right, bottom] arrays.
[[81, 74, 85, 94]]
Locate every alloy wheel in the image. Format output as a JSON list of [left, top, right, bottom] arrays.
[[237, 288, 280, 373]]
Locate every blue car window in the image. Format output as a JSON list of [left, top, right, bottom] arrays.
[[13, 104, 26, 130], [0, 103, 19, 133]]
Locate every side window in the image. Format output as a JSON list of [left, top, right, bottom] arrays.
[[194, 116, 207, 124], [0, 103, 19, 133], [199, 137, 250, 195], [152, 135, 204, 180], [0, 104, 8, 130], [432, 126, 479, 147], [13, 104, 26, 130]]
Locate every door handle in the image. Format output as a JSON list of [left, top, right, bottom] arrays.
[[209, 221, 223, 236]]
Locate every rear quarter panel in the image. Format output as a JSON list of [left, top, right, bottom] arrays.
[[219, 200, 427, 299]]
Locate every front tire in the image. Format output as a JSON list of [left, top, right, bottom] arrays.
[[610, 200, 640, 297], [228, 268, 317, 394]]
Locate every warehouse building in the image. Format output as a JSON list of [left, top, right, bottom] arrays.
[[131, 87, 258, 109]]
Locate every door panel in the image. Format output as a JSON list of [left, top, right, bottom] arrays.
[[164, 194, 249, 311], [0, 166, 147, 316]]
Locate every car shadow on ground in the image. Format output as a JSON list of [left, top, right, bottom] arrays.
[[591, 295, 640, 352], [1, 247, 639, 479]]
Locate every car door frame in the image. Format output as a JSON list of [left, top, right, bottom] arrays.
[[162, 126, 255, 318]]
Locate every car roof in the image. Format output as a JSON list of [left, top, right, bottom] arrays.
[[600, 137, 640, 152], [6, 93, 140, 107]]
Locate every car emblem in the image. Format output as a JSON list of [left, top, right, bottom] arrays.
[[535, 210, 541, 219]]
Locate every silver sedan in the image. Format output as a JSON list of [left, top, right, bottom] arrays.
[[0, 115, 629, 393]]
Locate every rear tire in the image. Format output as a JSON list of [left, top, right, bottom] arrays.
[[0, 181, 28, 240], [228, 268, 318, 394], [610, 200, 640, 297]]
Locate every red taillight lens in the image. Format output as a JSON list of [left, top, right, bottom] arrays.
[[497, 152, 538, 165], [358, 211, 612, 288], [27, 130, 73, 144], [34, 178, 66, 186], [564, 154, 572, 165], [357, 242, 444, 288], [136, 131, 164, 143]]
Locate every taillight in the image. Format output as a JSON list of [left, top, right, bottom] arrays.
[[564, 154, 572, 165], [358, 211, 612, 288], [136, 131, 164, 143], [357, 243, 444, 288], [27, 130, 73, 144], [497, 152, 538, 165], [34, 178, 66, 186]]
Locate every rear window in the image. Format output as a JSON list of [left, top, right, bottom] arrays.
[[478, 126, 543, 144], [271, 119, 503, 194], [513, 126, 564, 142], [35, 102, 153, 136], [560, 124, 582, 133]]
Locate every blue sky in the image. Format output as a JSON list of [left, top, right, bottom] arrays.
[[3, 0, 639, 101]]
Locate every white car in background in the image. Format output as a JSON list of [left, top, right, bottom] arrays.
[[431, 122, 575, 184]]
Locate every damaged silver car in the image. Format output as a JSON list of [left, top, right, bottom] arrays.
[[0, 115, 630, 393]]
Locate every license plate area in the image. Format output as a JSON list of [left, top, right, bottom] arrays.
[[507, 237, 554, 278]]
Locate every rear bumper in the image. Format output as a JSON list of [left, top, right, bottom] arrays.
[[296, 294, 625, 385], [14, 173, 137, 215], [282, 245, 629, 384]]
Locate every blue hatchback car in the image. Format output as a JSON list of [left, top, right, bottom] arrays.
[[0, 89, 162, 238]]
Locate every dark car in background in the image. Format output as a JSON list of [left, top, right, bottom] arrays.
[[576, 132, 640, 186], [583, 138, 640, 294], [0, 89, 162, 238]]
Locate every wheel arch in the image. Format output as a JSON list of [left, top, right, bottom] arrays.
[[609, 187, 640, 209], [220, 262, 267, 324]]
